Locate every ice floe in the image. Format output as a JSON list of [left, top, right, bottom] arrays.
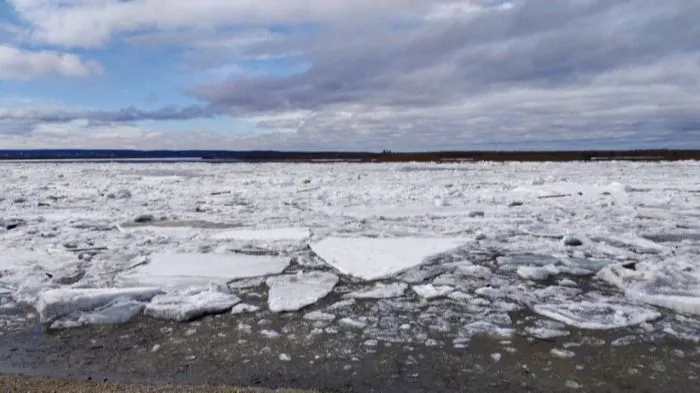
[[34, 287, 162, 324], [118, 252, 290, 288], [211, 227, 311, 242], [144, 285, 240, 321], [344, 282, 408, 299], [412, 284, 454, 299], [310, 237, 467, 280], [266, 272, 339, 312], [533, 301, 661, 330]]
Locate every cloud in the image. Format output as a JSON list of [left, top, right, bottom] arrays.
[[9, 0, 439, 47], [0, 44, 102, 80], [4, 0, 700, 150]]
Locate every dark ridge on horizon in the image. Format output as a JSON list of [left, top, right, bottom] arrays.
[[0, 149, 698, 162]]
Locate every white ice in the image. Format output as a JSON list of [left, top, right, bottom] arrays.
[[533, 301, 661, 330], [344, 282, 408, 299], [310, 237, 467, 281], [412, 284, 454, 299], [211, 227, 311, 242], [144, 285, 240, 321], [34, 287, 162, 323], [266, 272, 339, 312], [118, 252, 290, 289]]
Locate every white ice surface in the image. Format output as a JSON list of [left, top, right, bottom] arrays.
[[266, 272, 339, 312], [344, 282, 408, 299], [34, 287, 162, 323], [144, 286, 240, 321], [310, 237, 467, 281], [211, 227, 311, 241], [533, 301, 661, 330], [118, 252, 290, 289], [412, 284, 454, 299], [1, 161, 699, 334]]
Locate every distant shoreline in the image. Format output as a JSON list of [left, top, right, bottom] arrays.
[[0, 149, 698, 162]]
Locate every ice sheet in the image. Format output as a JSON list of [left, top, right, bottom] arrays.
[[310, 237, 467, 280], [533, 301, 661, 330], [117, 252, 290, 288], [34, 287, 162, 323], [211, 227, 311, 241], [266, 272, 339, 312]]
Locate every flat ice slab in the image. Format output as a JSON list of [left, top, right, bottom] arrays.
[[345, 282, 408, 299], [144, 287, 240, 322], [533, 301, 661, 330], [266, 272, 339, 312], [118, 253, 290, 288], [34, 287, 162, 324], [211, 227, 311, 241], [310, 237, 467, 281]]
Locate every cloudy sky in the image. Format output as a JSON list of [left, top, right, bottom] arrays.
[[0, 0, 698, 151]]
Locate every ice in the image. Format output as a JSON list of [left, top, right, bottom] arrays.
[[303, 311, 336, 322], [517, 265, 560, 281], [231, 303, 260, 314], [533, 301, 661, 330], [310, 237, 467, 280], [339, 317, 367, 329], [412, 284, 454, 299], [118, 252, 290, 289], [266, 272, 339, 312], [497, 254, 561, 267], [34, 287, 162, 324], [551, 348, 576, 359], [345, 282, 408, 299], [627, 280, 700, 316], [144, 286, 240, 322], [211, 227, 311, 242]]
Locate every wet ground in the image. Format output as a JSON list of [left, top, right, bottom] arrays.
[[1, 304, 699, 393]]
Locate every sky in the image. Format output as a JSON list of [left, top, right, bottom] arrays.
[[0, 0, 698, 151]]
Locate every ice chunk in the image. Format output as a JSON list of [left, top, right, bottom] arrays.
[[303, 311, 336, 322], [211, 227, 311, 242], [551, 348, 576, 359], [533, 301, 661, 330], [79, 299, 145, 325], [561, 257, 616, 273], [339, 317, 367, 329], [517, 265, 560, 281], [118, 253, 290, 289], [345, 282, 408, 299], [231, 303, 260, 314], [266, 272, 338, 312], [627, 280, 700, 315], [35, 287, 162, 324], [412, 284, 454, 299], [456, 264, 491, 278], [311, 237, 466, 280], [497, 254, 561, 267], [144, 287, 240, 322]]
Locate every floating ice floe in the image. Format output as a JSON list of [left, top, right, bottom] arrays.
[[117, 252, 290, 288], [211, 227, 311, 242], [231, 303, 260, 314], [533, 300, 661, 330], [344, 282, 408, 299], [412, 284, 454, 299], [266, 272, 339, 312], [34, 287, 162, 324], [310, 237, 467, 280], [627, 279, 700, 316], [144, 284, 240, 321]]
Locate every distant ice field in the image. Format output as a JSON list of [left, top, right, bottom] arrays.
[[1, 161, 699, 347]]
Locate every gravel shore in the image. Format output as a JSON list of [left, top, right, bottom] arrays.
[[0, 375, 318, 393]]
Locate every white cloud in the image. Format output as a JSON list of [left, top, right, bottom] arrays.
[[9, 0, 439, 47], [0, 44, 102, 80]]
